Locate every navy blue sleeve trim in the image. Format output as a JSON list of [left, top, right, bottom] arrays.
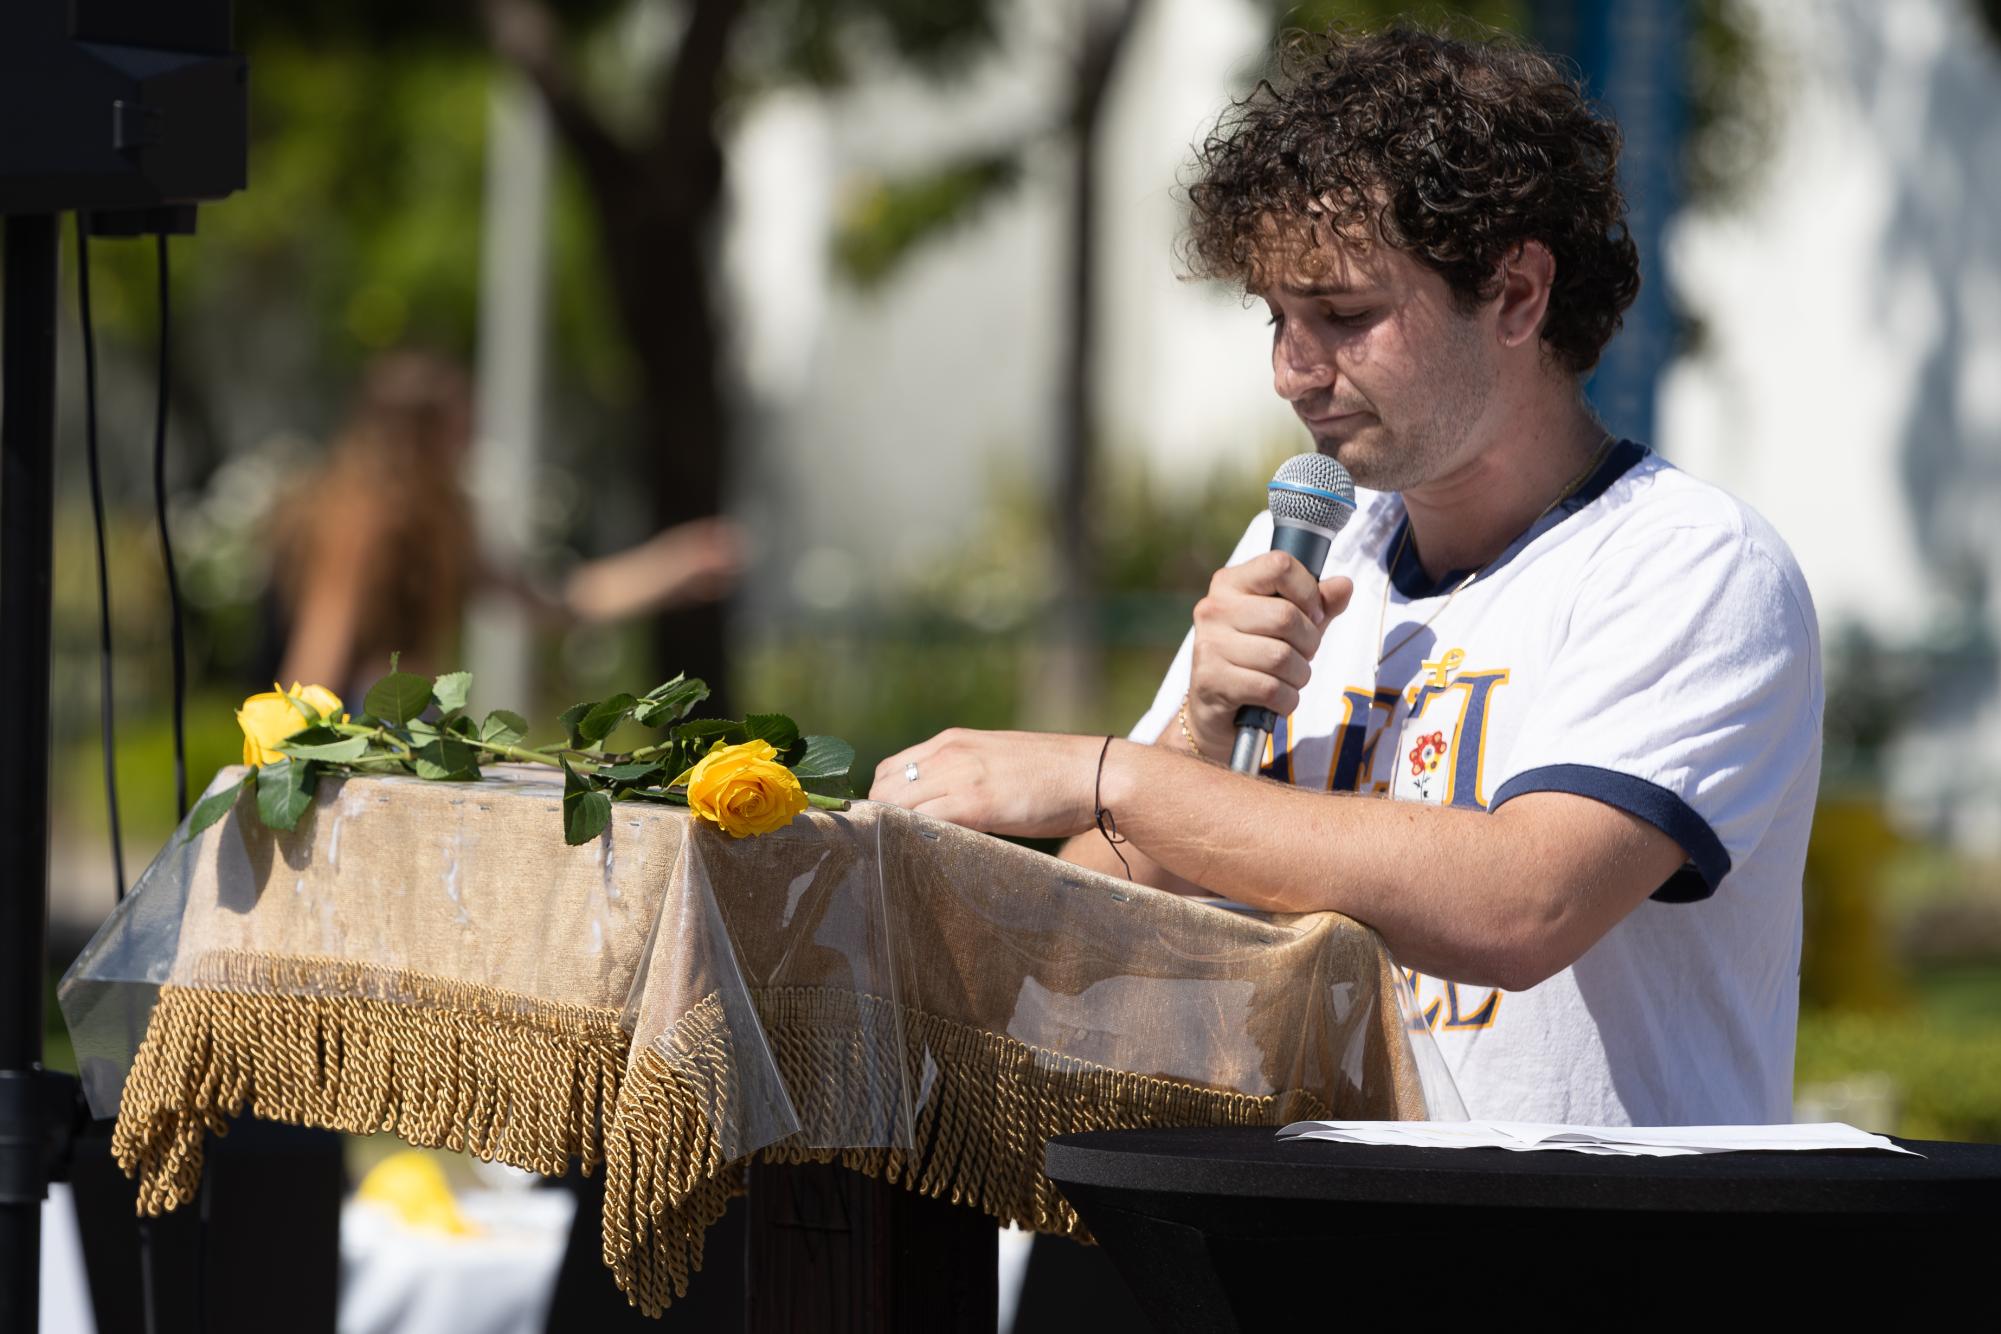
[[1488, 763, 1732, 903]]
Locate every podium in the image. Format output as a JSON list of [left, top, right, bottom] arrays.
[[63, 768, 1445, 1319]]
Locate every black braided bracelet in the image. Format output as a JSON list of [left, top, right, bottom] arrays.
[[1093, 734, 1132, 880]]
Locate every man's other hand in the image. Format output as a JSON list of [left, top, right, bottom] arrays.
[[870, 729, 1100, 839], [1182, 552, 1353, 761]]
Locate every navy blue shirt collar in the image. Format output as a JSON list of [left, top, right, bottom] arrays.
[[1383, 438, 1649, 599]]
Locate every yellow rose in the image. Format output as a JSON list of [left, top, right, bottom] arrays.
[[292, 682, 344, 719], [682, 739, 809, 838], [355, 1150, 475, 1236], [236, 681, 345, 767]]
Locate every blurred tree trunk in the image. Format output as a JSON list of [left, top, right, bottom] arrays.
[[484, 0, 741, 708], [1032, 0, 1144, 732], [467, 74, 551, 713]]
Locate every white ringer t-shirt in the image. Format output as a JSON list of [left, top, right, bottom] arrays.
[[1133, 442, 1824, 1126]]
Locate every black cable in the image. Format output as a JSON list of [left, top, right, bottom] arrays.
[[152, 229, 212, 1333], [81, 210, 168, 1334], [195, 1176, 212, 1331], [84, 217, 162, 1334], [153, 231, 188, 820], [137, 1218, 161, 1334], [75, 215, 128, 901]]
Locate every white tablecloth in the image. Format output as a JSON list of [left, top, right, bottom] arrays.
[[39, 1186, 94, 1334], [339, 1187, 575, 1334]]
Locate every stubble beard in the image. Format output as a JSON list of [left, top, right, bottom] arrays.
[[1322, 315, 1497, 494], [1324, 415, 1462, 494]]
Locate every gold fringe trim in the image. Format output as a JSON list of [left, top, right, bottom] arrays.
[[601, 994, 750, 1317], [115, 960, 1339, 1318], [602, 986, 1329, 1316], [111, 951, 629, 1216]]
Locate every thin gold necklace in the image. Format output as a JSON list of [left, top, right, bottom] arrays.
[[1373, 433, 1615, 668]]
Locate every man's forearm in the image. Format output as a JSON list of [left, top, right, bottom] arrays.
[[1056, 830, 1205, 895], [1096, 739, 1680, 990], [1057, 720, 1219, 895]]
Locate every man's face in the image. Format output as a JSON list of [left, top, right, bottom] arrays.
[[1256, 232, 1499, 493]]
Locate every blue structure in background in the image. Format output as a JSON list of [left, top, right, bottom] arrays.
[[1530, 0, 1689, 448]]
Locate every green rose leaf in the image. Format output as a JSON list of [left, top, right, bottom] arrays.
[[562, 758, 611, 846], [255, 758, 318, 832], [672, 718, 747, 748], [596, 761, 664, 784], [481, 709, 529, 747], [413, 734, 480, 781], [445, 714, 479, 739], [792, 736, 855, 797], [558, 701, 595, 748], [634, 675, 710, 727], [432, 670, 473, 714], [183, 776, 246, 842], [575, 693, 638, 746], [744, 713, 800, 754], [644, 673, 697, 700], [276, 728, 371, 763], [363, 671, 435, 727], [274, 724, 340, 745], [616, 787, 690, 807], [791, 735, 855, 781]]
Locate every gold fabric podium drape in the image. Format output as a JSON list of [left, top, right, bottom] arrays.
[[65, 768, 1434, 1315]]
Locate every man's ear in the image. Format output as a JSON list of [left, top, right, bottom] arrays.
[[1494, 241, 1556, 350]]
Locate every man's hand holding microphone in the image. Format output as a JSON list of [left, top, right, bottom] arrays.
[[1180, 454, 1358, 771], [1180, 549, 1353, 765]]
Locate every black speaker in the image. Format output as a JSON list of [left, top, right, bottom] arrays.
[[2, 7, 247, 1329], [0, 0, 246, 225]]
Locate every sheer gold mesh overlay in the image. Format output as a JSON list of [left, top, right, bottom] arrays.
[[96, 770, 1428, 1315]]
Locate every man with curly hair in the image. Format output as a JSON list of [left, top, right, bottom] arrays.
[[874, 26, 1821, 1126]]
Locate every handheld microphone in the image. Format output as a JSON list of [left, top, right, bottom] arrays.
[[1230, 453, 1357, 774]]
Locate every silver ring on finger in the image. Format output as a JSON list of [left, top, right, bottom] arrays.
[[904, 761, 920, 784]]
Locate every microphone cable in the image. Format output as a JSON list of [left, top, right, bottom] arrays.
[[154, 231, 189, 822], [150, 230, 211, 1334], [78, 214, 163, 1334], [74, 215, 127, 901], [73, 222, 230, 1334]]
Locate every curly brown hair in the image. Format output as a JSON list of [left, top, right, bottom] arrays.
[[1184, 24, 1640, 374]]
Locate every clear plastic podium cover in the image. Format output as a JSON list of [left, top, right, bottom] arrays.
[[63, 766, 1461, 1313]]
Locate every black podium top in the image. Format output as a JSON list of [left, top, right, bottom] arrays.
[[1045, 1126, 2001, 1217], [1046, 1127, 2001, 1327]]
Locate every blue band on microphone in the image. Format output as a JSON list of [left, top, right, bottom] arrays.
[[1268, 479, 1357, 508]]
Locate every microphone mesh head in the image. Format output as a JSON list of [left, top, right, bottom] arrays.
[[1267, 453, 1356, 532]]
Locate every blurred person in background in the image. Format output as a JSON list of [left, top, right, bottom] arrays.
[[270, 347, 742, 696]]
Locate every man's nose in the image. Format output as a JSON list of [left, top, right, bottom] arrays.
[[1272, 326, 1335, 403]]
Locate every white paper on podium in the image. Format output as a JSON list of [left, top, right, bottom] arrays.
[[1274, 1120, 1920, 1157]]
